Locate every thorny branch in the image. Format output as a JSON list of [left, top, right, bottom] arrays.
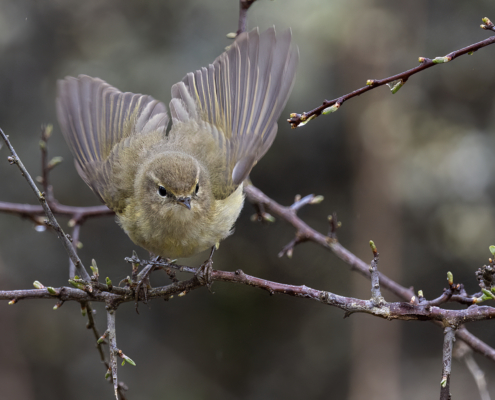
[[0, 128, 90, 281], [288, 17, 495, 128], [243, 184, 495, 362]]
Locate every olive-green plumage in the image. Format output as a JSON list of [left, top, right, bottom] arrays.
[[56, 27, 298, 259]]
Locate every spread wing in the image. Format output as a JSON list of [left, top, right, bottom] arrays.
[[56, 75, 169, 206], [169, 27, 299, 199]]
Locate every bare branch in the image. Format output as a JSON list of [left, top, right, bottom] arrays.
[[237, 0, 256, 35], [243, 184, 495, 361], [440, 326, 456, 400], [3, 266, 495, 328], [0, 128, 90, 280], [0, 201, 113, 220], [369, 241, 383, 304], [288, 19, 495, 128], [106, 309, 119, 400], [454, 341, 491, 400]]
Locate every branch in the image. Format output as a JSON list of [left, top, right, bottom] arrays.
[[288, 18, 495, 128], [4, 266, 495, 326], [368, 241, 383, 304], [440, 326, 456, 400], [0, 201, 113, 221], [237, 0, 256, 35], [243, 184, 495, 361], [0, 128, 91, 280], [106, 309, 119, 400], [454, 341, 491, 400]]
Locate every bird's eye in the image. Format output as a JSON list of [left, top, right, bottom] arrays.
[[195, 183, 199, 195], [158, 186, 167, 197]]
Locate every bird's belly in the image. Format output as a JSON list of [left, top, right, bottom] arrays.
[[119, 186, 244, 259]]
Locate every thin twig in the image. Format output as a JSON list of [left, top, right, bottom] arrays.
[[237, 0, 256, 35], [106, 308, 119, 400], [440, 326, 456, 400], [288, 20, 495, 128], [243, 184, 495, 361], [0, 128, 90, 280], [454, 341, 491, 400], [481, 17, 495, 33], [39, 125, 51, 200], [0, 201, 113, 220], [69, 223, 81, 278]]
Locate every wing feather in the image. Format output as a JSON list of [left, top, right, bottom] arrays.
[[56, 75, 169, 205], [170, 27, 299, 199]]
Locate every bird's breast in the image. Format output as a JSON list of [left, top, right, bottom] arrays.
[[118, 185, 244, 259]]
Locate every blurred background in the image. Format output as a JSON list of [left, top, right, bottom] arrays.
[[1, 0, 495, 399]]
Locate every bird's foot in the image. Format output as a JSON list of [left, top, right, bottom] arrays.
[[196, 246, 216, 290], [134, 256, 161, 310]]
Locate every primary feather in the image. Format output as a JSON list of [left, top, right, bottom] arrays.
[[56, 27, 298, 258]]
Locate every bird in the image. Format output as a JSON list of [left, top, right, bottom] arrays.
[[56, 27, 298, 266]]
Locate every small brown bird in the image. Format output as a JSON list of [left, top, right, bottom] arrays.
[[56, 27, 298, 261]]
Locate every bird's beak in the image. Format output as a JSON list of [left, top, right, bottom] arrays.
[[177, 197, 191, 210]]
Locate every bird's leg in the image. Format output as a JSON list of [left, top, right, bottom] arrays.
[[196, 246, 216, 289], [134, 255, 162, 308]]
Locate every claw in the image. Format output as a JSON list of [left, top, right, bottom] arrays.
[[196, 246, 216, 290], [134, 256, 161, 311]]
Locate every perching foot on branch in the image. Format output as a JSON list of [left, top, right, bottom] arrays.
[[196, 246, 216, 289]]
